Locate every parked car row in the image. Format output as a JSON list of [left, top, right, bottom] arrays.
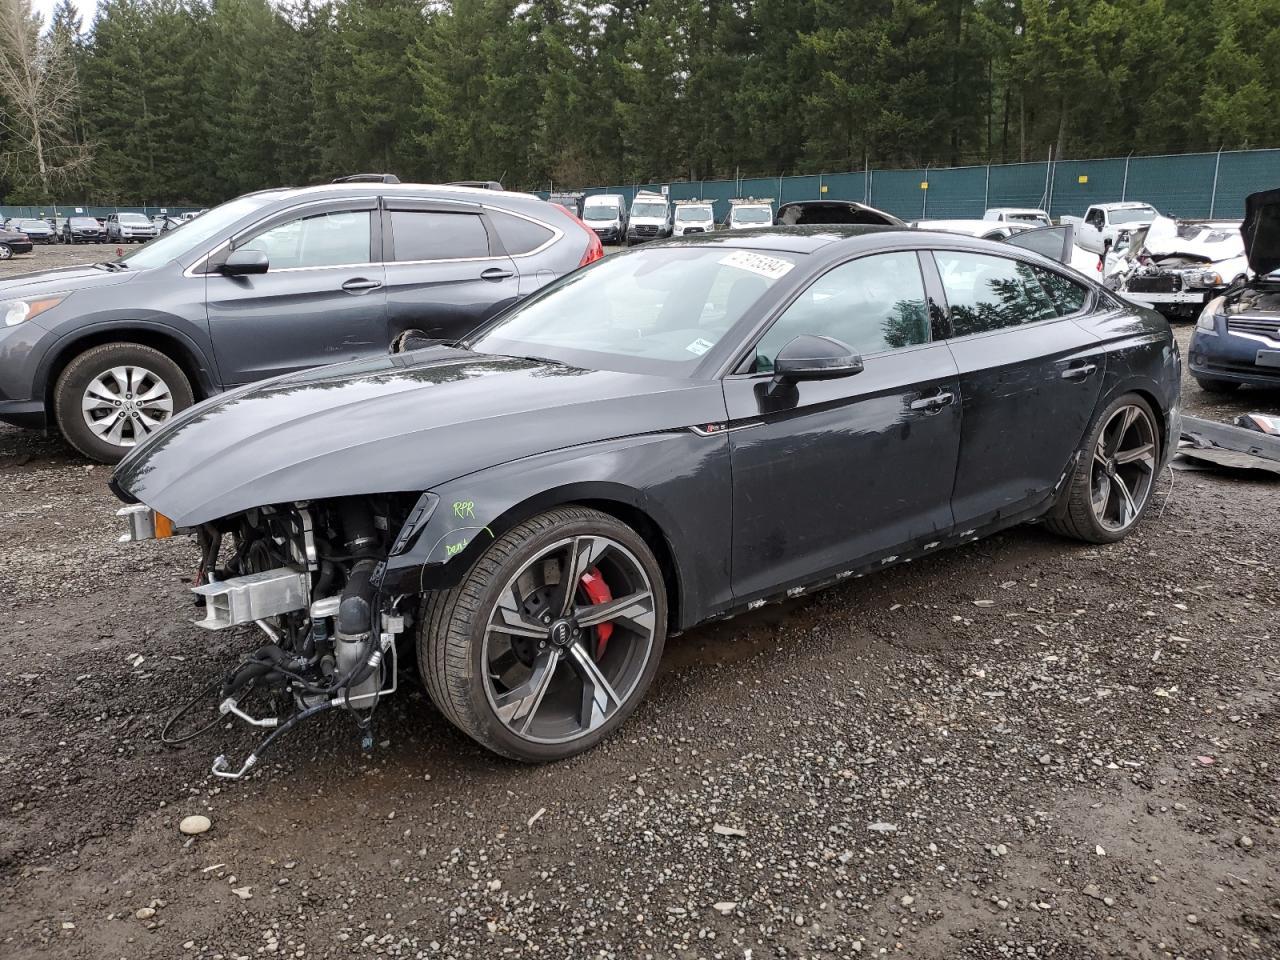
[[0, 211, 195, 248]]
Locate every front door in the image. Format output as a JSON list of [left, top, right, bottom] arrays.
[[929, 248, 1106, 528], [205, 200, 386, 385], [725, 250, 962, 600]]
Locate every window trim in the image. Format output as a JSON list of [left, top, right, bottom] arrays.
[[923, 248, 1094, 343], [726, 248, 937, 376], [185, 196, 380, 277], [383, 204, 498, 265]]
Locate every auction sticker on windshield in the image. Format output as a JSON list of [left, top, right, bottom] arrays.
[[720, 250, 795, 280]]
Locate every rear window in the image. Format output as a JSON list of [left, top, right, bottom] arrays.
[[390, 210, 489, 261], [488, 210, 554, 255]]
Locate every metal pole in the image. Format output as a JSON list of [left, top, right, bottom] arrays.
[[922, 163, 929, 218], [818, 172, 823, 200], [1045, 146, 1055, 217], [1121, 152, 1131, 201], [1209, 147, 1222, 218], [984, 164, 990, 211]]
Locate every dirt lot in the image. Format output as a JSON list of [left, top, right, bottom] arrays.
[[1, 246, 1278, 959]]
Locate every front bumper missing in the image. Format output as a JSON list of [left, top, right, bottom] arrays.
[[193, 568, 311, 631]]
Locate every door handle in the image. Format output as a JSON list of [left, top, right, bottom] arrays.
[[480, 267, 515, 281], [909, 391, 955, 412], [341, 278, 382, 293], [1061, 362, 1098, 381]]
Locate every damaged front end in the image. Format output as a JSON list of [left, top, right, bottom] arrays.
[[1117, 216, 1248, 320], [120, 496, 417, 779]]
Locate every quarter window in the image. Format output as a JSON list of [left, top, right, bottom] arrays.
[[934, 251, 1058, 336], [1033, 267, 1088, 315], [390, 210, 489, 261], [487, 210, 555, 255], [239, 210, 371, 270], [751, 251, 929, 373]]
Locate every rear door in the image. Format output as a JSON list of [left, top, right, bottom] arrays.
[[381, 199, 522, 343], [204, 198, 386, 385], [930, 247, 1105, 528], [1003, 224, 1075, 263]]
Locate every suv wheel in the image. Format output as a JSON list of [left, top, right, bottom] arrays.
[[53, 342, 195, 463], [419, 506, 667, 762]]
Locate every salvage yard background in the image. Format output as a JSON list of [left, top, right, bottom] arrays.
[[0, 246, 1276, 959]]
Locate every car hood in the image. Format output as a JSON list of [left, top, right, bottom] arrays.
[[1243, 188, 1280, 276], [1134, 215, 1245, 266], [0, 263, 135, 297], [112, 347, 728, 526]]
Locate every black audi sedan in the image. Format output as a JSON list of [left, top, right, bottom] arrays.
[[112, 227, 1180, 772]]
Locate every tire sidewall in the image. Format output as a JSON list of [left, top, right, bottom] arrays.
[[461, 512, 667, 762], [54, 343, 195, 464], [0, 244, 11, 260], [1075, 392, 1161, 543]]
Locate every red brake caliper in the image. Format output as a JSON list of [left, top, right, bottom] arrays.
[[579, 567, 613, 659]]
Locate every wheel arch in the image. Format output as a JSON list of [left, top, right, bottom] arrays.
[[40, 323, 217, 423]]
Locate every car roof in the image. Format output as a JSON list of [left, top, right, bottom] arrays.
[[248, 181, 543, 205], [669, 224, 897, 253], [1096, 201, 1156, 209]]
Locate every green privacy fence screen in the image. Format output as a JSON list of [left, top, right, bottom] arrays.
[[0, 203, 204, 220], [554, 148, 1279, 223]]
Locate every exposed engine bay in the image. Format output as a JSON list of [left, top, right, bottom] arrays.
[[123, 496, 418, 779], [1113, 216, 1248, 318]]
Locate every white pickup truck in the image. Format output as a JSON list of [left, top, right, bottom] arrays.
[[1061, 202, 1158, 254]]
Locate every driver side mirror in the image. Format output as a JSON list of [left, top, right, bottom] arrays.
[[222, 248, 269, 276], [772, 335, 864, 385]]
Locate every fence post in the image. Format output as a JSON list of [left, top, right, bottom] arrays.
[[984, 164, 990, 211], [1209, 148, 1222, 218], [867, 168, 873, 206], [922, 163, 929, 218], [1121, 152, 1131, 201], [818, 172, 823, 200], [1044, 147, 1055, 218]]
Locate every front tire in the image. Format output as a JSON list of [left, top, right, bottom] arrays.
[[418, 506, 667, 762], [53, 342, 194, 463], [1047, 393, 1160, 544], [0, 244, 11, 260]]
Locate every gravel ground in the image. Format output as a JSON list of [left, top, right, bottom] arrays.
[[1, 248, 1278, 959]]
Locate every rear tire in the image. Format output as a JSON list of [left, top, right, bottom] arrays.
[[53, 342, 194, 463], [1046, 393, 1160, 544], [1194, 376, 1240, 394], [0, 244, 11, 260], [418, 506, 666, 762]]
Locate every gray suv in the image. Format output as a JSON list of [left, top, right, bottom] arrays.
[[0, 182, 602, 462]]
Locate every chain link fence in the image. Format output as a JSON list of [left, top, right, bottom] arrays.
[[550, 148, 1279, 224], [0, 203, 204, 220]]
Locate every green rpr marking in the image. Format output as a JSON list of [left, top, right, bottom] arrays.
[[452, 500, 476, 520]]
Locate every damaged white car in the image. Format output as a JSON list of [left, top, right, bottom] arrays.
[[1114, 216, 1248, 320]]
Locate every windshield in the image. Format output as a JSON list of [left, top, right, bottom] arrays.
[[583, 204, 619, 222], [631, 202, 667, 218], [120, 213, 150, 224], [732, 207, 772, 224], [468, 246, 797, 376], [70, 218, 97, 227], [1110, 207, 1156, 224], [18, 220, 45, 229], [676, 206, 712, 222], [118, 193, 280, 269]]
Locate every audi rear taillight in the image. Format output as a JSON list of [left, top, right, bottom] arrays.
[[567, 211, 604, 267]]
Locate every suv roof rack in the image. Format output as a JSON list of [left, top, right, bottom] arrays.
[[446, 180, 505, 191], [729, 197, 773, 204], [331, 173, 401, 184]]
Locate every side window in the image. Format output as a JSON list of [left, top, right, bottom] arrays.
[[751, 251, 929, 373], [240, 210, 371, 270], [1033, 266, 1088, 315], [487, 209, 555, 255], [1085, 210, 1102, 229], [389, 211, 489, 261], [934, 251, 1058, 336]]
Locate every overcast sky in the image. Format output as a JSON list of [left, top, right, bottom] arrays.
[[33, 0, 99, 30]]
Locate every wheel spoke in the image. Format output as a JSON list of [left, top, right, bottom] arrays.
[[134, 410, 163, 434], [489, 584, 547, 639], [1115, 442, 1155, 469], [1091, 472, 1111, 517], [82, 392, 115, 413], [493, 649, 561, 731], [567, 642, 621, 732], [553, 536, 607, 616], [109, 366, 131, 397], [1114, 473, 1137, 525], [575, 590, 654, 633], [85, 380, 119, 404], [135, 382, 172, 405], [127, 366, 147, 395]]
